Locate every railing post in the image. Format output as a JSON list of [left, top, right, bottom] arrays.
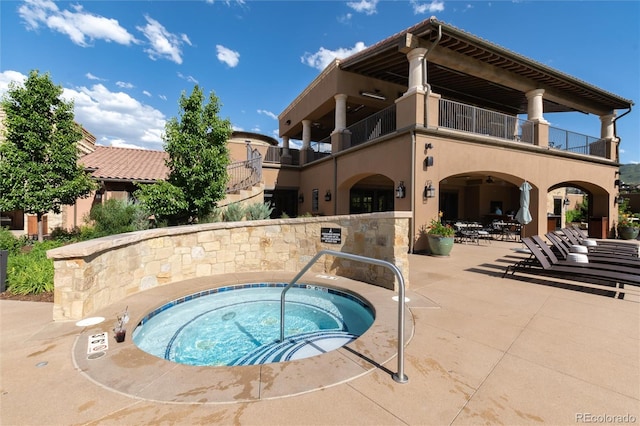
[[280, 249, 409, 384]]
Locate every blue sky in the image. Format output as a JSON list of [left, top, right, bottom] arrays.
[[1, 0, 638, 164]]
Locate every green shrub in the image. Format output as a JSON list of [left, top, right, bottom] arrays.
[[6, 240, 62, 295], [222, 203, 245, 222], [0, 227, 24, 255], [87, 199, 149, 237], [200, 207, 223, 223], [245, 202, 274, 220]]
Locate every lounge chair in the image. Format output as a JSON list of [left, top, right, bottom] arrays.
[[503, 237, 640, 288], [532, 235, 640, 272], [545, 232, 640, 267], [560, 228, 639, 257]]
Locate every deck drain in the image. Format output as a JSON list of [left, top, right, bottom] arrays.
[[87, 351, 106, 360]]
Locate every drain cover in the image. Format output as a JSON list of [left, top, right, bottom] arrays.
[[87, 351, 106, 360]]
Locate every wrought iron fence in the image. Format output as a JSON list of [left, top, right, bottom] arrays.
[[349, 104, 397, 147], [226, 155, 262, 193], [548, 127, 605, 158], [438, 99, 535, 144]]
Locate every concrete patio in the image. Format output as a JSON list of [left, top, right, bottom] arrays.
[[1, 240, 638, 425]]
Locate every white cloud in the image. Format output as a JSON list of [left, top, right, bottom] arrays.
[[0, 70, 166, 150], [410, 0, 445, 15], [216, 45, 240, 68], [257, 109, 277, 120], [18, 0, 137, 47], [177, 72, 199, 84], [137, 15, 188, 64], [301, 42, 367, 71], [338, 13, 353, 24], [158, 94, 167, 101], [86, 72, 105, 81], [116, 81, 134, 89], [142, 90, 152, 97], [347, 0, 378, 15]]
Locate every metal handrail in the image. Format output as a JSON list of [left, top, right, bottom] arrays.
[[279, 249, 408, 384]]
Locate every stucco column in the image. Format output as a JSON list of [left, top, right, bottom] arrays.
[[405, 48, 428, 96], [334, 94, 347, 131], [599, 112, 619, 161], [281, 135, 292, 164], [300, 119, 313, 164], [600, 113, 616, 140], [525, 89, 548, 123]]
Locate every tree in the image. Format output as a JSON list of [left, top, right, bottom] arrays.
[[136, 85, 231, 224], [0, 70, 96, 241]]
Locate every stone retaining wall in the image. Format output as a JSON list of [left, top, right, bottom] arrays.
[[47, 212, 411, 320]]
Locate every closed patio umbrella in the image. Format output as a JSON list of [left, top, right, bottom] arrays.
[[515, 181, 532, 239]]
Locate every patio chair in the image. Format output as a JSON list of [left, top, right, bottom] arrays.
[[532, 235, 639, 273], [545, 232, 640, 267], [560, 228, 639, 257], [502, 237, 640, 287]]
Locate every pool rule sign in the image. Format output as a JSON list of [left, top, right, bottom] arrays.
[[321, 227, 341, 244]]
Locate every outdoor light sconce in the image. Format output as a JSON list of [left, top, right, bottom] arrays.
[[563, 198, 570, 207], [324, 190, 332, 202], [424, 156, 434, 168], [396, 181, 406, 199], [615, 194, 625, 205], [298, 193, 304, 203], [424, 181, 436, 198], [425, 142, 433, 150]]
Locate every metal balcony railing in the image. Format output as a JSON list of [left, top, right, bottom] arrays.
[[226, 155, 262, 193], [438, 99, 535, 144], [349, 104, 397, 147], [549, 127, 606, 158]]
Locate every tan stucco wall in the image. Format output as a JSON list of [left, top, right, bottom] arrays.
[[47, 212, 411, 320]]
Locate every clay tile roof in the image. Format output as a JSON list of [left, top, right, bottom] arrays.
[[80, 146, 169, 182]]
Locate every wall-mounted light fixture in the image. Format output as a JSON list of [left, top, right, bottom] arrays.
[[298, 193, 304, 203], [424, 180, 436, 198], [563, 198, 570, 207], [424, 156, 434, 168], [360, 91, 386, 101], [615, 194, 625, 205], [324, 190, 332, 202], [425, 142, 433, 150], [614, 179, 621, 187], [285, 119, 291, 125], [396, 181, 406, 199]]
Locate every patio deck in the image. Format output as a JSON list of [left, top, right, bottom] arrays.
[[1, 240, 638, 425]]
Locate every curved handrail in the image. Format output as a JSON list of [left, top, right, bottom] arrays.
[[279, 249, 408, 384]]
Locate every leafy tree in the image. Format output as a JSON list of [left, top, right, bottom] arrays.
[[0, 70, 96, 241], [135, 85, 231, 224]]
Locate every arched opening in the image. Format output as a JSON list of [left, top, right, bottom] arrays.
[[348, 174, 395, 214]]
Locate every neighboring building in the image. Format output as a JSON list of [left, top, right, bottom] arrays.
[[263, 17, 633, 251]]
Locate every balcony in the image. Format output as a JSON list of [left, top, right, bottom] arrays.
[[269, 97, 608, 166]]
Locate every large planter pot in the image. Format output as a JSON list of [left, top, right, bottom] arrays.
[[618, 226, 639, 240], [427, 235, 454, 257]]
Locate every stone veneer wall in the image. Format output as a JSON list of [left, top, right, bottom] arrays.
[[47, 212, 411, 320]]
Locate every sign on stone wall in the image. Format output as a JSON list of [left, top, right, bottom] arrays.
[[321, 227, 341, 244]]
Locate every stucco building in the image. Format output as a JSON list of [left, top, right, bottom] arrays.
[[264, 17, 633, 251]]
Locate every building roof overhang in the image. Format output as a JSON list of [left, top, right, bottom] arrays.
[[338, 17, 633, 116]]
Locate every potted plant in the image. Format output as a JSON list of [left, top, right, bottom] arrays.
[[617, 198, 639, 240], [113, 306, 129, 343], [424, 212, 456, 256]]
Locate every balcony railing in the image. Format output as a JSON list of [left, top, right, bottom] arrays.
[[438, 99, 535, 144], [265, 147, 300, 165], [226, 155, 262, 193], [549, 127, 606, 158], [349, 104, 397, 147]]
